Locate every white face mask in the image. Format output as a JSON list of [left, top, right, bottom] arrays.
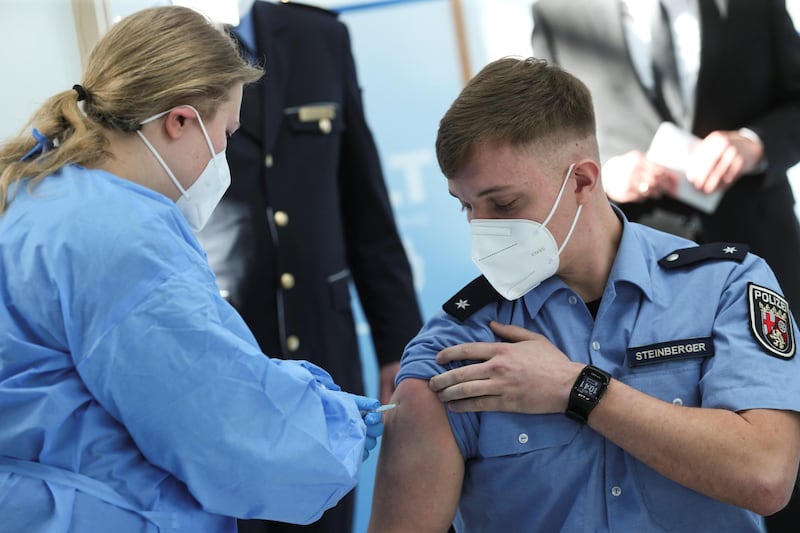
[[137, 105, 231, 231], [470, 163, 582, 300]]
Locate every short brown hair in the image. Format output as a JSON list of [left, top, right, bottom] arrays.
[[436, 57, 596, 178]]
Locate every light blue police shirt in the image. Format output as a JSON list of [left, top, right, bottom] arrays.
[[0, 165, 365, 532], [398, 212, 800, 532]]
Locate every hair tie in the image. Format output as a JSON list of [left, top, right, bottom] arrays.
[[72, 84, 88, 102]]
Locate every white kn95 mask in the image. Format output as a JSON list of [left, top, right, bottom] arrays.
[[470, 163, 581, 300]]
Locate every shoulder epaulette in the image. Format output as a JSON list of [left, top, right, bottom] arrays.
[[282, 1, 337, 17], [442, 275, 502, 321], [658, 242, 749, 269]]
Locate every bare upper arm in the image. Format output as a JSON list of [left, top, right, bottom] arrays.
[[368, 377, 464, 533]]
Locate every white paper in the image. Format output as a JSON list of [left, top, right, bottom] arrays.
[[646, 122, 723, 214]]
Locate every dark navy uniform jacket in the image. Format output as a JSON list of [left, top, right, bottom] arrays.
[[197, 1, 422, 396]]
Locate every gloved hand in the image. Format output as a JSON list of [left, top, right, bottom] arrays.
[[350, 394, 385, 461]]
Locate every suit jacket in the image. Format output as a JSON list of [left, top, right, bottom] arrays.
[[197, 1, 422, 395], [532, 0, 800, 307]]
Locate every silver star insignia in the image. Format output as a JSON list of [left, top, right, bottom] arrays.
[[723, 246, 738, 254], [455, 298, 470, 310]]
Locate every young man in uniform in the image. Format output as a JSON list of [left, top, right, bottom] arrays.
[[368, 57, 800, 532]]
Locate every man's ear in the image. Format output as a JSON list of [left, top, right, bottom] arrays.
[[572, 159, 601, 196], [163, 107, 196, 140]]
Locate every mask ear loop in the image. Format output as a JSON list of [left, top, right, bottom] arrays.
[[555, 163, 582, 254], [538, 163, 581, 255], [558, 204, 583, 254], [136, 128, 190, 199], [183, 105, 217, 159], [137, 105, 210, 201], [541, 163, 576, 228]]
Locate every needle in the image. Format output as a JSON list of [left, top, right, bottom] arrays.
[[360, 403, 397, 415]]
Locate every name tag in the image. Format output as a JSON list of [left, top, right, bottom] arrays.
[[297, 104, 337, 122], [627, 337, 714, 367]]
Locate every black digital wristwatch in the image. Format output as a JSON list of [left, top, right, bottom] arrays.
[[565, 365, 611, 424]]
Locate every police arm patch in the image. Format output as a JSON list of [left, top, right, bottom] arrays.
[[748, 283, 795, 359]]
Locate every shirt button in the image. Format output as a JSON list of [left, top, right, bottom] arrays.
[[287, 335, 300, 352], [265, 154, 274, 168], [568, 295, 578, 305], [319, 117, 332, 134], [611, 486, 622, 497], [280, 272, 295, 290], [518, 433, 529, 444], [673, 398, 683, 406], [591, 340, 601, 351], [274, 210, 289, 227]]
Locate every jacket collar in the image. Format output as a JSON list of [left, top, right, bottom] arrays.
[[236, 1, 291, 153]]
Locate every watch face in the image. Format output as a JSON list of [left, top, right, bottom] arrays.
[[577, 374, 603, 399]]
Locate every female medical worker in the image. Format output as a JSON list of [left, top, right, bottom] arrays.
[[0, 6, 384, 532]]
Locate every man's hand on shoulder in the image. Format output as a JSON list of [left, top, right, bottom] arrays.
[[430, 321, 583, 414]]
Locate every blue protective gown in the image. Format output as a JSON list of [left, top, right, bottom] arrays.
[[0, 165, 366, 532], [399, 211, 800, 532]]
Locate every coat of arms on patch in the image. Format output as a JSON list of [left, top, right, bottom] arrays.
[[748, 283, 795, 359]]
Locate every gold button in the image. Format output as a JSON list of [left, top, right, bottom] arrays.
[[264, 154, 274, 168], [318, 117, 332, 134], [287, 335, 300, 352], [280, 272, 295, 290], [273, 210, 289, 227]]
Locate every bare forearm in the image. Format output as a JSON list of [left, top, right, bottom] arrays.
[[590, 379, 800, 515]]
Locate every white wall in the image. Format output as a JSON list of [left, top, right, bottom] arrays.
[[0, 0, 82, 142]]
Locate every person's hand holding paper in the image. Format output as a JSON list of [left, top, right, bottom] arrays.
[[646, 122, 724, 214], [601, 150, 681, 203], [685, 128, 767, 194]]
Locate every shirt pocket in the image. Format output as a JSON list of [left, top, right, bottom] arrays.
[[621, 359, 704, 408], [477, 412, 579, 468], [631, 455, 747, 530], [284, 102, 344, 135]]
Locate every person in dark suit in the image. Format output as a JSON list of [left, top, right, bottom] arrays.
[[531, 1, 800, 530], [196, 2, 423, 532], [531, 0, 800, 314]]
